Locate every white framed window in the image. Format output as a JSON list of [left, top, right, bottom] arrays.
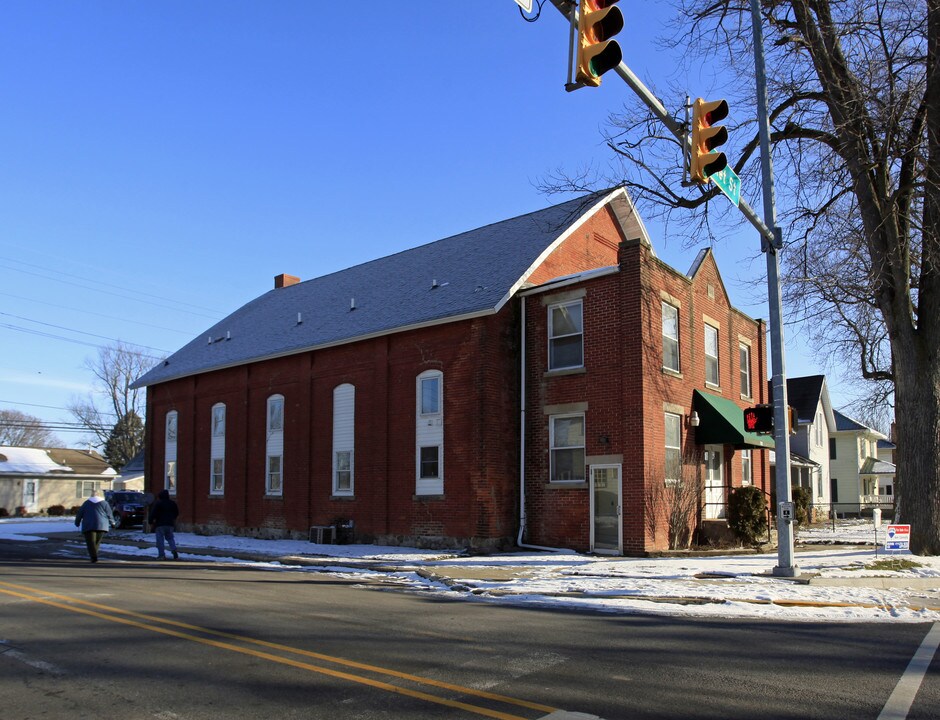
[[741, 449, 753, 486], [165, 410, 178, 494], [664, 412, 682, 484], [662, 302, 680, 372], [416, 371, 444, 495], [739, 344, 751, 397], [266, 395, 284, 496], [550, 414, 585, 483], [210, 403, 225, 495], [333, 384, 355, 496], [705, 324, 720, 386], [548, 300, 584, 370], [75, 480, 99, 498], [816, 413, 823, 446]]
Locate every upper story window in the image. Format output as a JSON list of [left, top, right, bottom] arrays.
[[210, 403, 225, 495], [266, 395, 284, 496], [550, 414, 585, 483], [816, 413, 824, 446], [548, 300, 583, 370], [739, 343, 751, 397], [420, 374, 441, 415], [829, 437, 837, 459], [416, 370, 444, 495], [333, 384, 355, 496], [664, 412, 681, 484], [662, 302, 680, 373], [165, 410, 178, 495], [704, 324, 720, 386]]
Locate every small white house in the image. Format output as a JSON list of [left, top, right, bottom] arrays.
[[0, 446, 116, 515]]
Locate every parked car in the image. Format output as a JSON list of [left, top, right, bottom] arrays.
[[105, 491, 149, 529]]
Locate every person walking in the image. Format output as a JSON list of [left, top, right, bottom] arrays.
[[74, 489, 115, 563], [148, 489, 180, 560]]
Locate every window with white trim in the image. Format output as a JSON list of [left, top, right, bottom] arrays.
[[816, 412, 823, 446], [416, 371, 443, 495], [741, 449, 753, 486], [739, 343, 751, 397], [165, 411, 178, 494], [210, 403, 225, 495], [266, 395, 284, 495], [548, 300, 583, 370], [664, 412, 682, 484], [333, 384, 355, 495], [662, 302, 680, 373], [76, 480, 99, 498], [550, 414, 585, 483], [704, 324, 720, 386]]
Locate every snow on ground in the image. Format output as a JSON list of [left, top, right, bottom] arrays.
[[2, 517, 939, 623]]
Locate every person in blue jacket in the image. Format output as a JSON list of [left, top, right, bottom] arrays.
[[74, 489, 115, 563]]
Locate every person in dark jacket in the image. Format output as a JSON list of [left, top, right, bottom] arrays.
[[74, 489, 115, 563], [148, 489, 180, 560]]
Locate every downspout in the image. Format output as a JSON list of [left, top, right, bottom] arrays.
[[517, 295, 569, 553]]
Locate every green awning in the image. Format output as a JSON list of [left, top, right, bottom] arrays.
[[692, 390, 775, 449]]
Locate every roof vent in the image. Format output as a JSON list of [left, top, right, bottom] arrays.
[[297, 312, 303, 325], [350, 298, 356, 311], [431, 278, 438, 289], [275, 273, 300, 289]]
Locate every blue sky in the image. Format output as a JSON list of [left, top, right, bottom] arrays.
[[0, 1, 827, 446]]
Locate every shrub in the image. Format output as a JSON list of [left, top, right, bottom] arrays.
[[0, 507, 9, 518], [69, 505, 82, 514], [792, 486, 813, 526], [727, 485, 768, 546], [47, 504, 66, 516]]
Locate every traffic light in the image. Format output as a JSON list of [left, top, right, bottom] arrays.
[[743, 405, 774, 434], [576, 0, 624, 87], [690, 98, 729, 182]]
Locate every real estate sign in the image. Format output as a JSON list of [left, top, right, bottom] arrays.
[[884, 523, 911, 551]]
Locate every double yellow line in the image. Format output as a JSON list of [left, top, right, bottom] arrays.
[[0, 580, 555, 720]]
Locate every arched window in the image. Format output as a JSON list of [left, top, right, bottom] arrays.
[[210, 403, 225, 495], [266, 395, 284, 495], [332, 384, 355, 496], [165, 411, 178, 494], [415, 370, 443, 495]]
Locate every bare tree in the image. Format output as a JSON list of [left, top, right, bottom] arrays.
[[69, 342, 156, 459], [0, 409, 62, 447], [545, 1, 940, 554], [645, 446, 704, 550]]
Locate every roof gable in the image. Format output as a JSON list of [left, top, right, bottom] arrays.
[[134, 189, 640, 388]]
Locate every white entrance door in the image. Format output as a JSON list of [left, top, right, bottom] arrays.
[[590, 464, 622, 554], [22, 479, 38, 512], [704, 446, 725, 519]]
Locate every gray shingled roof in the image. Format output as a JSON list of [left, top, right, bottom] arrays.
[[134, 189, 646, 388]]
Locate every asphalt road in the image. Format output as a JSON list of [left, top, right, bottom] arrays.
[[1, 536, 937, 719]]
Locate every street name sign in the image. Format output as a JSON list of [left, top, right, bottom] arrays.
[[710, 165, 741, 207]]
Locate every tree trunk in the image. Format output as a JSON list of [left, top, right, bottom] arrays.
[[893, 347, 940, 554]]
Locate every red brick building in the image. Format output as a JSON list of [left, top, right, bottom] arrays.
[[134, 188, 772, 554]]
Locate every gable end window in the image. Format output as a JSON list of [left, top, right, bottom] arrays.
[[548, 300, 584, 370], [662, 302, 680, 373]]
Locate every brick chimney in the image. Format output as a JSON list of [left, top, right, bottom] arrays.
[[274, 273, 300, 289]]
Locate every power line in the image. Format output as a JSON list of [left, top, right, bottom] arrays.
[[0, 314, 170, 357]]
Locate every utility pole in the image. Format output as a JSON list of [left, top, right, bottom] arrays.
[[546, 0, 798, 574], [749, 0, 797, 576]]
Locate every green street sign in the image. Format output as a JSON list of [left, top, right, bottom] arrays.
[[710, 165, 740, 206]]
